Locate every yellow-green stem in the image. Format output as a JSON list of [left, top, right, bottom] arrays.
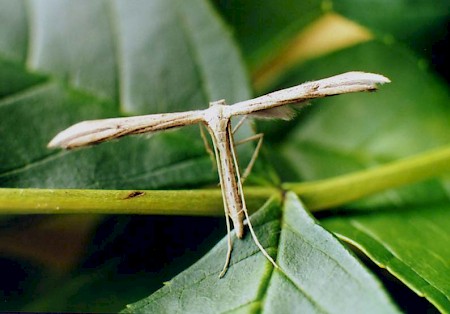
[[1, 145, 450, 215], [0, 187, 276, 216], [284, 145, 450, 210]]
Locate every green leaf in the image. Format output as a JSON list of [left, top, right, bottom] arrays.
[[322, 204, 450, 313], [124, 192, 399, 313], [259, 38, 450, 310], [25, 0, 250, 111], [0, 0, 28, 61], [333, 0, 449, 53], [0, 0, 251, 189], [214, 0, 324, 69], [215, 0, 447, 69], [268, 40, 450, 208], [0, 58, 46, 98], [0, 1, 253, 311]]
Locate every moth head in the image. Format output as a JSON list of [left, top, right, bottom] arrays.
[[209, 99, 227, 107]]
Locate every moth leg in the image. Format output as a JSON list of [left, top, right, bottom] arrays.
[[234, 133, 264, 183], [219, 211, 233, 278], [243, 205, 279, 270], [199, 124, 216, 169], [232, 116, 247, 134], [228, 126, 279, 271]]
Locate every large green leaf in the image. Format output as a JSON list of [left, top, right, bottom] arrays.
[[0, 0, 28, 62], [124, 193, 399, 313], [322, 204, 450, 312], [333, 0, 449, 53], [215, 0, 447, 68], [255, 30, 450, 313], [0, 0, 251, 189], [0, 0, 252, 311], [266, 40, 450, 207], [214, 0, 323, 69]]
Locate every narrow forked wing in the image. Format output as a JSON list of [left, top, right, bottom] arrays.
[[229, 72, 390, 118], [48, 110, 204, 149]]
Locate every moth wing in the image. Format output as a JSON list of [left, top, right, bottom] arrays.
[[48, 110, 204, 149], [231, 72, 390, 118], [247, 103, 309, 120]]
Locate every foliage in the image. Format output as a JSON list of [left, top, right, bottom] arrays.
[[0, 0, 448, 312]]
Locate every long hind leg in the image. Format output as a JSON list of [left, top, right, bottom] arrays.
[[228, 124, 279, 270], [219, 212, 233, 278]]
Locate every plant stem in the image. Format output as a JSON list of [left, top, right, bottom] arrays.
[[284, 145, 450, 211], [0, 187, 276, 216], [1, 145, 450, 215]]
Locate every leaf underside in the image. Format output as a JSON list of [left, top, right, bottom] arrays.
[[123, 193, 399, 313]]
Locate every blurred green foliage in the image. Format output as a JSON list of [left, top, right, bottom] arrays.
[[0, 0, 448, 312]]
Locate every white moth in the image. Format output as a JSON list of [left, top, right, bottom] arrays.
[[48, 71, 390, 277]]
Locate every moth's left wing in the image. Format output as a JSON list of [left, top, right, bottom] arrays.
[[48, 110, 204, 149], [230, 72, 390, 120]]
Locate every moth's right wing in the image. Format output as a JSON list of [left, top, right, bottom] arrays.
[[230, 72, 390, 120], [48, 110, 204, 149]]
